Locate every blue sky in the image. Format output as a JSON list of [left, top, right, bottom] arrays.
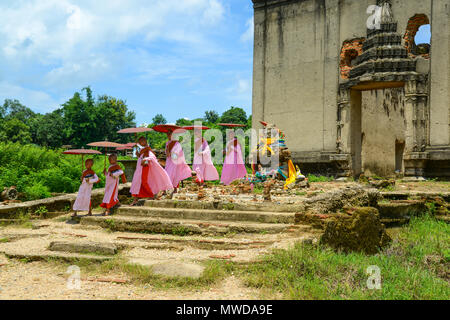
[[0, 0, 254, 124], [0, 1, 431, 125], [415, 24, 431, 45]]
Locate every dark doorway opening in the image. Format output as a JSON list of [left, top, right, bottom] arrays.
[[395, 140, 405, 173]]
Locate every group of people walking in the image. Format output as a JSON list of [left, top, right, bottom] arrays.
[[72, 124, 247, 216]]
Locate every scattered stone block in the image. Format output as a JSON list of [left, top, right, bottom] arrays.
[[320, 207, 391, 255], [369, 179, 396, 189], [49, 241, 118, 255]]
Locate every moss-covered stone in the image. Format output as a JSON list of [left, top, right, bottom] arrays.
[[320, 207, 391, 255]]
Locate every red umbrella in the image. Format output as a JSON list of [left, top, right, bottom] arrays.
[[87, 141, 125, 170], [183, 126, 211, 130], [218, 123, 246, 127], [63, 149, 102, 173], [152, 124, 186, 134]]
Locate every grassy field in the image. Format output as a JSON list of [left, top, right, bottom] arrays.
[[241, 215, 450, 300]]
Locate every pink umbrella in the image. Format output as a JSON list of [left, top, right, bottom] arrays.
[[63, 149, 102, 173], [117, 127, 153, 134], [118, 127, 154, 146], [87, 141, 125, 170]]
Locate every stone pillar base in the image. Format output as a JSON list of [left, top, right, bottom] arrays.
[[404, 152, 428, 178]]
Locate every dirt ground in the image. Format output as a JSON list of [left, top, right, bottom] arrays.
[[0, 258, 259, 300]]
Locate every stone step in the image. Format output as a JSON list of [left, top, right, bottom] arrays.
[[118, 206, 295, 224], [381, 191, 450, 202], [377, 200, 427, 219], [2, 250, 113, 263], [114, 234, 278, 251], [80, 215, 301, 236], [143, 199, 304, 213], [49, 241, 118, 255]]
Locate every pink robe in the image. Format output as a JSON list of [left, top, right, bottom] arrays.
[[193, 138, 219, 181], [100, 166, 123, 209], [130, 151, 173, 195], [165, 140, 192, 187], [221, 138, 247, 185], [73, 174, 99, 211]]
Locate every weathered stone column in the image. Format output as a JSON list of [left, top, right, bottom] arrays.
[[335, 87, 353, 177], [404, 79, 429, 178]]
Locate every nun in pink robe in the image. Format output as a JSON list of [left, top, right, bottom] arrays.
[[193, 137, 219, 182], [72, 171, 99, 214], [221, 132, 247, 185], [165, 131, 192, 189], [100, 156, 126, 215], [130, 147, 173, 199]]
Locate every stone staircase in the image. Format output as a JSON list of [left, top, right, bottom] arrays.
[[79, 199, 316, 242], [0, 198, 321, 278]]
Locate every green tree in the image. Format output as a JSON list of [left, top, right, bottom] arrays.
[[34, 110, 66, 148], [152, 114, 167, 125], [61, 90, 97, 147], [61, 87, 136, 146], [220, 106, 248, 125], [1, 118, 32, 144], [95, 95, 136, 143], [175, 118, 194, 127], [204, 110, 219, 124], [1, 99, 36, 126]]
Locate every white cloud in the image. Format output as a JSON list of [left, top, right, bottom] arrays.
[[0, 81, 60, 113], [241, 17, 254, 43], [0, 0, 226, 87], [226, 77, 252, 107]]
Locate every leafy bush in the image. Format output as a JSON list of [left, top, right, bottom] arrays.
[[24, 183, 51, 201], [0, 142, 115, 200]]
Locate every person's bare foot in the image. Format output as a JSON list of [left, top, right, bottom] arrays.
[[71, 212, 77, 218]]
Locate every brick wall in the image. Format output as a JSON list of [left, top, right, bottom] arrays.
[[340, 38, 365, 79], [403, 14, 430, 59]]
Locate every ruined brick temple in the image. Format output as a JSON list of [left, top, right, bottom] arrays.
[[251, 0, 450, 178]]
